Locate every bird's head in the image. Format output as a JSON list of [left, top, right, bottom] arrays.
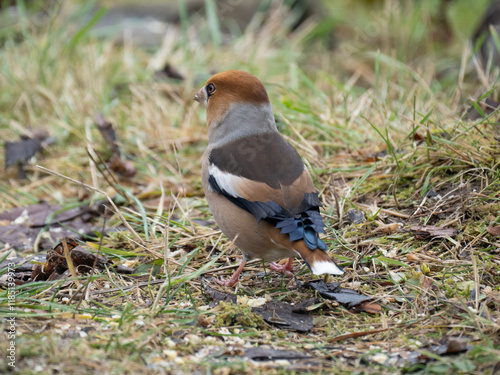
[[194, 70, 275, 143]]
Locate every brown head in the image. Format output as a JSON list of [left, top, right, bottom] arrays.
[[194, 70, 271, 129]]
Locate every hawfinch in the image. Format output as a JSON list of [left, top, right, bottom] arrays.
[[195, 70, 344, 286]]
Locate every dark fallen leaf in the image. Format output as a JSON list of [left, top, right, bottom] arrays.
[[94, 113, 136, 177], [155, 62, 184, 81], [0, 269, 32, 286], [94, 113, 119, 154], [424, 188, 438, 198], [410, 225, 457, 239], [202, 281, 313, 332], [5, 137, 42, 168], [0, 202, 92, 227], [487, 225, 500, 237], [4, 131, 49, 168], [303, 280, 372, 310], [0, 254, 47, 272], [109, 153, 136, 178], [244, 347, 311, 361], [291, 297, 323, 313], [5, 131, 50, 178], [252, 300, 314, 332], [202, 280, 237, 305], [346, 209, 364, 225], [464, 97, 500, 120], [410, 336, 472, 365], [413, 132, 425, 142], [0, 202, 96, 251]]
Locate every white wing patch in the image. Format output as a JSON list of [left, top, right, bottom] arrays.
[[209, 164, 242, 198]]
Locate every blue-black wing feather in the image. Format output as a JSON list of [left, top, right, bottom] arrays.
[[208, 174, 327, 250]]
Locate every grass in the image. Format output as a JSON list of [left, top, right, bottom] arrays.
[[1, 0, 500, 374]]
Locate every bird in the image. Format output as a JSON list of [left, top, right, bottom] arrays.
[[194, 70, 344, 287]]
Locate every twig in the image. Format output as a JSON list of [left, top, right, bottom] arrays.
[[356, 203, 410, 219], [75, 214, 107, 311]]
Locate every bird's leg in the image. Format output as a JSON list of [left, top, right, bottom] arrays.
[[215, 258, 247, 287], [269, 257, 294, 277]]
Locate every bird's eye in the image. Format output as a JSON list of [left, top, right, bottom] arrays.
[[207, 83, 216, 96]]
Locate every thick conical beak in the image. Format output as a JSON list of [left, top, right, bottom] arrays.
[[193, 86, 207, 106]]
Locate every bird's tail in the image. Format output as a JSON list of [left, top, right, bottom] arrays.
[[292, 240, 344, 275]]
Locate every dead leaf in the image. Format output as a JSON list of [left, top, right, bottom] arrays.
[[410, 225, 457, 239], [0, 202, 96, 251], [434, 336, 470, 354], [354, 301, 382, 314], [373, 222, 401, 234], [4, 131, 50, 178], [346, 209, 364, 225], [94, 113, 136, 178], [154, 62, 184, 81], [303, 280, 374, 311], [487, 225, 500, 237], [202, 282, 314, 332], [252, 300, 314, 332], [27, 238, 133, 282], [244, 347, 311, 361]]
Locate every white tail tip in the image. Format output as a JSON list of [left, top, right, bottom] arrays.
[[310, 260, 344, 276]]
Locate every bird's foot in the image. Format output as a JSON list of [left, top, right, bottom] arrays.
[[214, 274, 240, 287], [214, 258, 247, 287], [269, 257, 294, 277]]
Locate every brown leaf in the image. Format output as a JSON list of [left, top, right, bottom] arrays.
[[31, 238, 117, 282], [487, 225, 500, 237], [109, 153, 136, 178], [94, 113, 119, 154], [94, 113, 136, 177], [355, 301, 382, 314], [413, 132, 425, 141], [410, 225, 457, 239], [155, 62, 184, 81], [420, 276, 434, 291]]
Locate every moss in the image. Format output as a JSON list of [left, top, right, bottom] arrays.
[[213, 302, 267, 329]]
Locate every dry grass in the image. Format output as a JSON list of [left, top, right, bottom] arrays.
[[0, 1, 499, 374]]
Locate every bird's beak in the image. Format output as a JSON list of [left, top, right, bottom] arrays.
[[193, 86, 207, 106]]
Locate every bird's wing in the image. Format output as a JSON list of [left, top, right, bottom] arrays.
[[207, 132, 326, 250]]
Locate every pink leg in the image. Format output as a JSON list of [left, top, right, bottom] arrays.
[[215, 259, 247, 287], [269, 257, 294, 277]]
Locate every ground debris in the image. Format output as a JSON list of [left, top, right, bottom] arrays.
[[346, 209, 364, 224], [4, 130, 50, 178], [244, 346, 311, 361], [252, 299, 314, 332], [486, 225, 500, 237], [410, 225, 457, 239], [303, 280, 379, 313], [154, 62, 185, 81], [366, 336, 472, 367], [0, 238, 133, 285], [0, 202, 97, 251], [94, 113, 136, 178], [203, 282, 314, 332]]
